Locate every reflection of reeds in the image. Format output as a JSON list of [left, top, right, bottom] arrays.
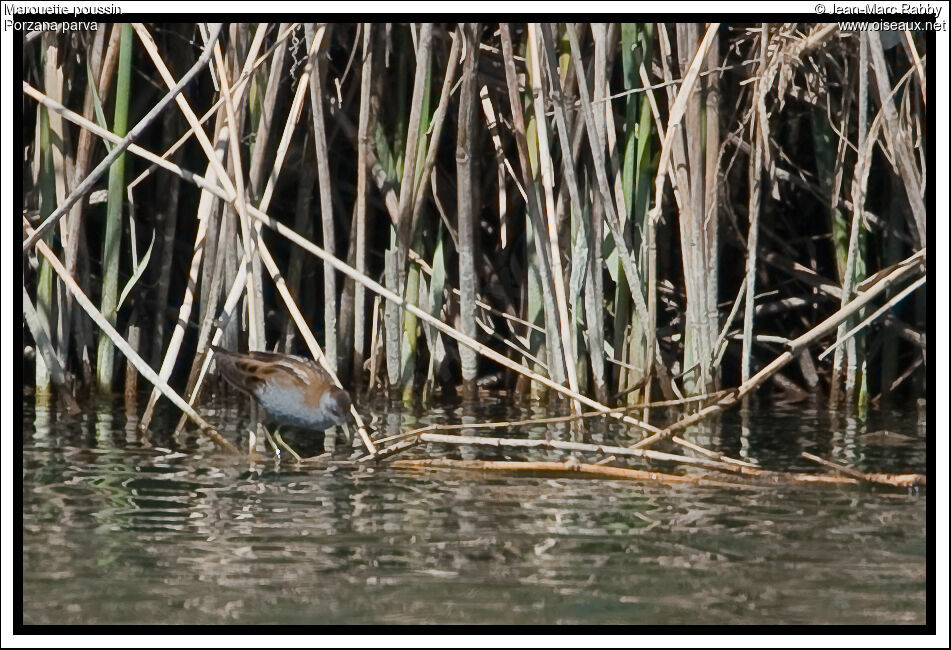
[[22, 22, 928, 451]]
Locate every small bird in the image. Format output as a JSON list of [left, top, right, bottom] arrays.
[[211, 346, 352, 462]]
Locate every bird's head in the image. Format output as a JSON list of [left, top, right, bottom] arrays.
[[321, 388, 352, 424]]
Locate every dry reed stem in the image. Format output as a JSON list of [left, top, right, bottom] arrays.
[[40, 34, 67, 391], [456, 22, 479, 398], [634, 248, 926, 449], [797, 22, 838, 54], [247, 24, 290, 196], [96, 24, 123, 112], [741, 128, 763, 384], [131, 24, 236, 201], [388, 457, 921, 489], [527, 23, 581, 408], [378, 389, 734, 446], [594, 23, 624, 224], [139, 131, 228, 430], [740, 26, 769, 385], [361, 425, 753, 476], [800, 451, 868, 480], [257, 27, 321, 211], [586, 23, 610, 404], [655, 26, 691, 220], [26, 219, 238, 454], [479, 84, 527, 203], [363, 437, 423, 463], [134, 24, 296, 193], [214, 38, 262, 352], [401, 432, 750, 475], [305, 23, 338, 371], [188, 150, 236, 389], [902, 31, 926, 106], [498, 22, 568, 387], [886, 355, 924, 395], [637, 60, 668, 409], [712, 277, 746, 367], [410, 249, 544, 336], [479, 84, 514, 251], [21, 83, 226, 200], [391, 458, 707, 485], [801, 452, 925, 488], [868, 31, 926, 246], [819, 276, 926, 362], [703, 24, 721, 387], [646, 23, 719, 229], [352, 23, 373, 385], [367, 294, 382, 394], [678, 25, 704, 374], [471, 318, 547, 371], [173, 257, 250, 437], [22, 23, 225, 252]]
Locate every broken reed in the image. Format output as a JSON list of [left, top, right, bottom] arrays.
[[22, 23, 928, 424]]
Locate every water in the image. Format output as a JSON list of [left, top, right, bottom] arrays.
[[21, 396, 927, 625]]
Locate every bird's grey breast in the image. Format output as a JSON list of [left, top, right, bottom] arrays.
[[255, 383, 336, 430]]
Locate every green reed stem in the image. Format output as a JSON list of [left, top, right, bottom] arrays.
[[96, 23, 132, 391]]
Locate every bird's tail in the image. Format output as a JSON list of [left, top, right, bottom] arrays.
[[209, 346, 256, 397]]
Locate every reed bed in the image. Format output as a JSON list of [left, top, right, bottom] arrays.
[[22, 22, 928, 471]]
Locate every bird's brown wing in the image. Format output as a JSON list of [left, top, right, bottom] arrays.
[[244, 350, 339, 386], [212, 347, 335, 393]]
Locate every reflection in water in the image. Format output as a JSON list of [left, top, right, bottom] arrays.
[[22, 396, 927, 625]]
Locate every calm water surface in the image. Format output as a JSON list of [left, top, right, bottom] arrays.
[[22, 396, 927, 625]]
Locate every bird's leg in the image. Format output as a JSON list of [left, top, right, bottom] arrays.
[[273, 427, 303, 463], [262, 425, 283, 459]]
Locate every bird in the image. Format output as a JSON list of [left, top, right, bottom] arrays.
[[210, 345, 352, 462]]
